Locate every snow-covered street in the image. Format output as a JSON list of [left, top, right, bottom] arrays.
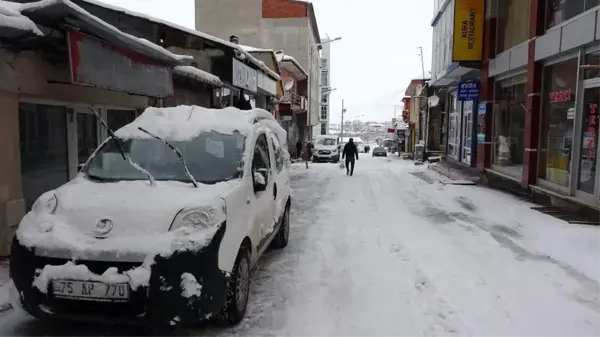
[[1, 156, 598, 336]]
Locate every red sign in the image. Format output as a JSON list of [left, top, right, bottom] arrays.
[[548, 89, 572, 103], [387, 128, 395, 133], [68, 30, 174, 98], [587, 103, 597, 160]]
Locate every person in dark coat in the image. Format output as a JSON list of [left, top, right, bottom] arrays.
[[342, 138, 359, 176], [296, 140, 303, 159]]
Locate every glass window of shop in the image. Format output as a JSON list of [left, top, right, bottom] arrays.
[[448, 92, 460, 159], [492, 74, 527, 174], [19, 103, 69, 210], [496, 0, 531, 53], [546, 0, 600, 29], [538, 57, 578, 186]]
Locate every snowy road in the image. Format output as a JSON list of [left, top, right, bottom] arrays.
[[1, 156, 599, 336]]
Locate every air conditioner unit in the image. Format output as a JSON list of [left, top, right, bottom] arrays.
[[301, 97, 308, 110]]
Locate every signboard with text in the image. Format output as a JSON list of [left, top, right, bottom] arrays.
[[232, 58, 258, 92], [452, 0, 484, 62], [477, 102, 486, 142], [457, 81, 480, 101]]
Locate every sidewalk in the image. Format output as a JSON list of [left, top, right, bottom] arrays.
[[0, 259, 11, 313], [427, 161, 481, 184]]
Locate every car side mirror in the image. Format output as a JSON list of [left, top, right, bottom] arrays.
[[253, 169, 267, 192], [78, 163, 85, 170]]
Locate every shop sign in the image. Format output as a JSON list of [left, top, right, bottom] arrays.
[[396, 129, 406, 139], [67, 30, 173, 98], [257, 73, 277, 96], [452, 0, 484, 62], [477, 102, 486, 142], [232, 58, 258, 92], [457, 81, 480, 101], [586, 103, 597, 160], [548, 89, 573, 103]]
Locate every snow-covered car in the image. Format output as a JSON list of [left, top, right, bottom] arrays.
[[9, 106, 292, 327], [312, 136, 340, 163], [356, 142, 366, 153], [372, 147, 387, 157]]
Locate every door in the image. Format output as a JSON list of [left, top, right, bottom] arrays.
[[68, 107, 101, 179], [268, 132, 289, 221], [250, 133, 275, 252], [575, 84, 599, 198], [462, 100, 473, 164]]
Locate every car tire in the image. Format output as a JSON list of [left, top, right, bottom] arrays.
[[271, 203, 290, 249], [216, 247, 251, 325]]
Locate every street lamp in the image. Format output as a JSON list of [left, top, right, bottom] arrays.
[[307, 36, 342, 140], [321, 87, 337, 96]]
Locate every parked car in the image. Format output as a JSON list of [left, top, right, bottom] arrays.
[[312, 135, 340, 163], [372, 146, 387, 157], [10, 106, 292, 327]]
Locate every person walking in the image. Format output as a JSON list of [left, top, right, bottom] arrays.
[[303, 141, 314, 169], [296, 140, 303, 160], [342, 137, 359, 176]]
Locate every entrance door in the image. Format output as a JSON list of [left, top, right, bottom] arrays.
[[462, 100, 473, 164], [575, 83, 599, 198], [68, 107, 101, 179]]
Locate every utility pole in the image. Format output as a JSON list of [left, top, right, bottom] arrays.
[[340, 99, 346, 140], [418, 46, 426, 81]]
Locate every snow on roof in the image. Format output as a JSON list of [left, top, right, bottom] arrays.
[[0, 0, 43, 36], [79, 0, 280, 80], [14, 0, 191, 64], [115, 105, 281, 142], [173, 66, 222, 87], [239, 44, 272, 53], [281, 54, 308, 77]]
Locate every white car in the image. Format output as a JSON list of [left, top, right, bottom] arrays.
[[312, 136, 340, 163], [10, 106, 292, 327]]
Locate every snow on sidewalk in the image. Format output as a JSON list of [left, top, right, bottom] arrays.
[[0, 259, 11, 313]]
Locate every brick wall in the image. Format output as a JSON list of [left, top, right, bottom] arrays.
[[262, 0, 307, 18]]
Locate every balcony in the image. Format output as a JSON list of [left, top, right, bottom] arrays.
[[281, 92, 307, 111]]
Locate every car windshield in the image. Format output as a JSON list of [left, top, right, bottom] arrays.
[[86, 131, 246, 184], [317, 138, 337, 146]]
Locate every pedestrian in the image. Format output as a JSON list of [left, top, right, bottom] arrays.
[[303, 141, 314, 169], [342, 137, 359, 176], [296, 140, 302, 159]]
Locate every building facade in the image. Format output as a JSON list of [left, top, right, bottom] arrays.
[[316, 36, 332, 136], [478, 0, 600, 209], [429, 0, 484, 168], [195, 0, 321, 140]]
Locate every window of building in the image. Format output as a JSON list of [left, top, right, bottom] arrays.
[[492, 74, 527, 174], [321, 105, 328, 120], [19, 103, 69, 210], [447, 92, 460, 159], [576, 87, 599, 194], [546, 0, 599, 29], [321, 71, 328, 86], [582, 51, 600, 80], [496, 0, 530, 53], [538, 57, 578, 186], [321, 95, 328, 104], [320, 123, 327, 135], [107, 109, 136, 132], [321, 58, 328, 68]]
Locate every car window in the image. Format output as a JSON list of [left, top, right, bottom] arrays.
[[269, 132, 284, 173], [253, 133, 271, 178]]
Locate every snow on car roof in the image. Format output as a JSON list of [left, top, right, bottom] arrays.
[[115, 106, 286, 143]]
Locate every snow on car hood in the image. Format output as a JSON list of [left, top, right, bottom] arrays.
[[16, 176, 238, 260], [315, 144, 338, 151]]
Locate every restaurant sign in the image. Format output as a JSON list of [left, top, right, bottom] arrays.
[[68, 30, 173, 98], [232, 58, 258, 92]]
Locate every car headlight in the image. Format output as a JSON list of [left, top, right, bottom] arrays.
[[331, 149, 338, 153], [170, 206, 225, 231], [32, 192, 58, 215]]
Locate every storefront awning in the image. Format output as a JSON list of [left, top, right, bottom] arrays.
[[17, 0, 191, 66], [430, 62, 480, 87], [173, 66, 223, 87]]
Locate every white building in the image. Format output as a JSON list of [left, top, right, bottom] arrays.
[[315, 36, 332, 136]]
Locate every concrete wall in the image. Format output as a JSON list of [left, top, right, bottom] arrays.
[[194, 0, 263, 45], [0, 48, 149, 256]]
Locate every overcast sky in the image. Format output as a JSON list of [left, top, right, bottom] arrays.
[[101, 0, 433, 123]]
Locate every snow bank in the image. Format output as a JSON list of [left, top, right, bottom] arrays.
[[180, 273, 202, 298], [173, 66, 222, 87], [0, 0, 43, 36]]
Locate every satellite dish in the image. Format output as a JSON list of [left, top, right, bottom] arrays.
[[428, 94, 440, 107], [283, 78, 295, 91], [415, 84, 424, 96], [275, 50, 284, 63]]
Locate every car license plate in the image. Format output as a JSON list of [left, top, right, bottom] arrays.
[[52, 280, 129, 302]]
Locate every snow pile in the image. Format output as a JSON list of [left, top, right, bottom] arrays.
[[33, 260, 152, 294], [14, 0, 191, 63], [173, 66, 222, 87], [180, 273, 202, 298], [0, 0, 43, 36]]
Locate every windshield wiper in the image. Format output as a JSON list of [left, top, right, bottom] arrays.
[[137, 127, 199, 188], [88, 106, 155, 186]]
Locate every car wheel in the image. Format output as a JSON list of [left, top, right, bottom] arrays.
[[271, 204, 290, 249], [216, 247, 251, 325]]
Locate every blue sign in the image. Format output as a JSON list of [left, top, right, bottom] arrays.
[[477, 102, 486, 143], [457, 81, 480, 101]]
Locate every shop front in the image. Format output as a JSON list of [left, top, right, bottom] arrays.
[[445, 82, 478, 167], [490, 73, 527, 179]]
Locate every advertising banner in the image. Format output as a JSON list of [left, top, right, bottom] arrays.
[[452, 0, 484, 62], [477, 102, 486, 142]]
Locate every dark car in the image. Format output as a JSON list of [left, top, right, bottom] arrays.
[[372, 147, 387, 157]]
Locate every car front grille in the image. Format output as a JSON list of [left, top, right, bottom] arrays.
[[35, 256, 142, 274], [318, 150, 331, 154]]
